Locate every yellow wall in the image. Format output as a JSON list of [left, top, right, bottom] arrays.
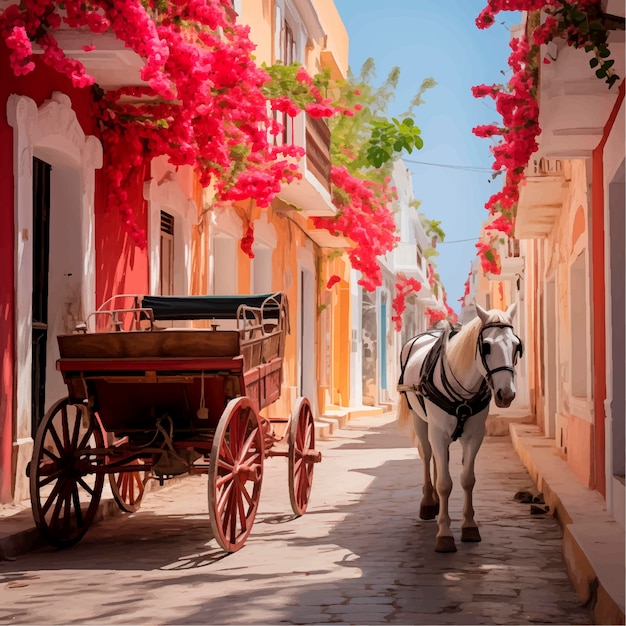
[[311, 0, 349, 79], [187, 0, 352, 421], [241, 0, 274, 64]]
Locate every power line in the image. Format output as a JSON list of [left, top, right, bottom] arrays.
[[437, 237, 479, 244], [403, 158, 492, 173]]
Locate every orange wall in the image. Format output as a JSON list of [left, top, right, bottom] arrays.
[[567, 413, 594, 486]]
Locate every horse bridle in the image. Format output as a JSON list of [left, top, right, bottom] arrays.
[[477, 322, 523, 384]]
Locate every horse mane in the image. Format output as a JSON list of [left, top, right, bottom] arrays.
[[446, 309, 510, 372]]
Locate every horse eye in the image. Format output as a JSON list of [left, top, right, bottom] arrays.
[[482, 342, 491, 355]]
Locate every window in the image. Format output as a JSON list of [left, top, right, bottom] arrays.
[[160, 211, 174, 296], [507, 238, 521, 258], [273, 10, 298, 146], [251, 244, 273, 294], [212, 236, 238, 295]]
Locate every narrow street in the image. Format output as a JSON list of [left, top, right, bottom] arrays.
[[0, 411, 591, 625]]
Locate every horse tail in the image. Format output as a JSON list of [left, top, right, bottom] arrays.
[[397, 392, 411, 430]]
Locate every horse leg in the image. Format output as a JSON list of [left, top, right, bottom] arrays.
[[413, 415, 438, 520], [459, 415, 486, 543], [429, 428, 456, 553]]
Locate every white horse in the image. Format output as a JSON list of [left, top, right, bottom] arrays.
[[397, 303, 522, 553]]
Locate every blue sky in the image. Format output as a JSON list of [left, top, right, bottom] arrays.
[[334, 1, 519, 310]]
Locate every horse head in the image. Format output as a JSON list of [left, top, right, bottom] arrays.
[[475, 303, 523, 408]]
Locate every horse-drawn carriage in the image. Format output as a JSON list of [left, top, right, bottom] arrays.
[[28, 292, 320, 552]]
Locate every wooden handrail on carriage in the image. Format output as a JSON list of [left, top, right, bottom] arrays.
[[80, 294, 155, 333], [71, 292, 289, 372]]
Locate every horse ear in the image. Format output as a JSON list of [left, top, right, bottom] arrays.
[[505, 302, 517, 321], [475, 304, 489, 324]]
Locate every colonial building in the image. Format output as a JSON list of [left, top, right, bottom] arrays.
[[0, 0, 352, 503], [469, 5, 625, 527]]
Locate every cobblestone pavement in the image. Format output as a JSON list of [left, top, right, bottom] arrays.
[[0, 411, 592, 625]]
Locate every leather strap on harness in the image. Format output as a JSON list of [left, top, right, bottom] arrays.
[[398, 324, 492, 441], [398, 330, 441, 415]]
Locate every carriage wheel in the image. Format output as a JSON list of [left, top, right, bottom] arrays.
[[107, 434, 150, 513], [29, 398, 105, 548], [208, 397, 264, 552], [288, 397, 319, 516]]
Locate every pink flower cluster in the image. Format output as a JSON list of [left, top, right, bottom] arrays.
[[391, 273, 423, 331], [485, 214, 514, 237], [475, 241, 501, 275], [312, 166, 399, 292], [1, 0, 351, 248], [427, 263, 437, 291], [425, 307, 446, 328], [459, 273, 472, 305], [326, 275, 341, 290], [240, 224, 255, 259], [5, 26, 35, 75], [473, 0, 611, 246], [471, 34, 539, 216]]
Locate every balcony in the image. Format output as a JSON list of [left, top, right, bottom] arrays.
[[516, 158, 569, 239], [537, 24, 625, 159], [391, 242, 428, 282], [278, 114, 336, 217], [28, 26, 147, 89]]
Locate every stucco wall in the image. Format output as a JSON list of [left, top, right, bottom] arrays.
[[543, 159, 595, 487]]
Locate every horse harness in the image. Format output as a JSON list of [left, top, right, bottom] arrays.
[[397, 322, 523, 441]]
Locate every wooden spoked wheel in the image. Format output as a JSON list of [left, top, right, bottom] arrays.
[[208, 397, 264, 552], [29, 398, 105, 548], [288, 397, 319, 516], [107, 434, 150, 513]]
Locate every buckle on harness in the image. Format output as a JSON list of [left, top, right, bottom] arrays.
[[456, 402, 472, 419]]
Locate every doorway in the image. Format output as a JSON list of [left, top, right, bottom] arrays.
[[31, 157, 51, 435], [544, 277, 557, 439], [379, 293, 388, 399], [299, 268, 316, 411]]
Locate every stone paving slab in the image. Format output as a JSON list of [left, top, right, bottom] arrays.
[[0, 411, 592, 625]]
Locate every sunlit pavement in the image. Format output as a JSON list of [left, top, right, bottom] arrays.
[[0, 410, 591, 625]]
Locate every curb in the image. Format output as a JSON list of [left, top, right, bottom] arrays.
[[0, 498, 123, 561], [510, 423, 625, 625]]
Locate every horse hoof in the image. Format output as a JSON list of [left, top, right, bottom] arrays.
[[419, 503, 439, 520], [461, 527, 482, 542], [435, 536, 457, 553]]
